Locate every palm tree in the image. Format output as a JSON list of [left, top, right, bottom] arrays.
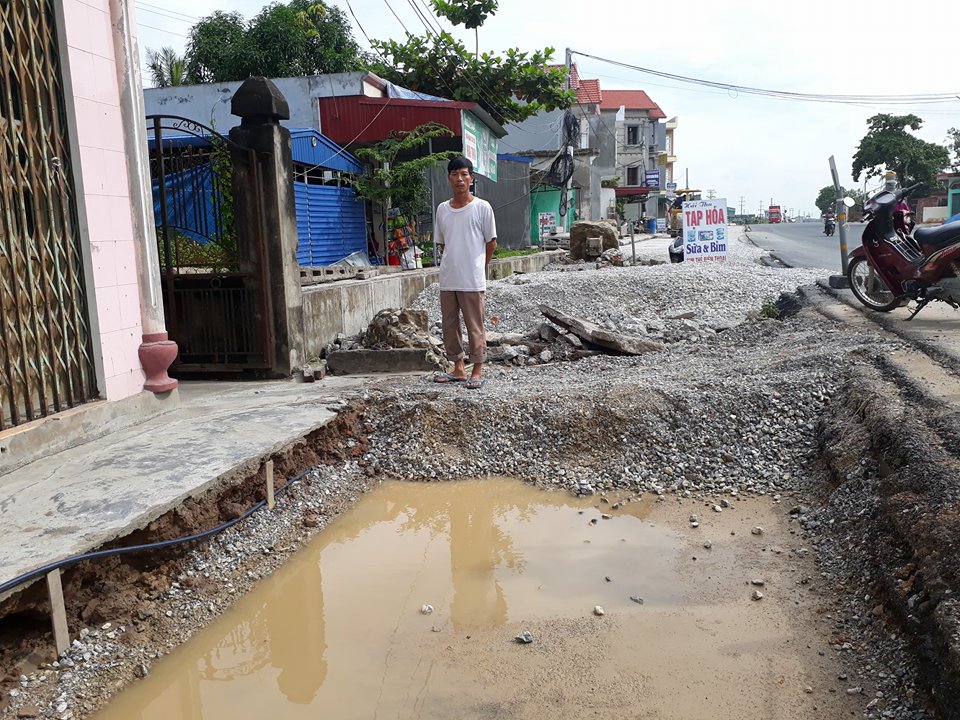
[[145, 46, 187, 88]]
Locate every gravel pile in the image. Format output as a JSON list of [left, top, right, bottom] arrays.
[[413, 234, 832, 339]]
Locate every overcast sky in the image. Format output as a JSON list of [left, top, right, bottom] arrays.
[[134, 0, 960, 217]]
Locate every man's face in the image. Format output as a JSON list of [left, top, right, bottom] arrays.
[[448, 168, 473, 193]]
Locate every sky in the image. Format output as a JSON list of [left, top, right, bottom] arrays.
[[133, 0, 960, 218]]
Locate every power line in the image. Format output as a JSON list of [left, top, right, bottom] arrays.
[[137, 22, 188, 38], [135, 1, 198, 22], [571, 49, 960, 106], [134, 3, 196, 25], [381, 0, 411, 34]]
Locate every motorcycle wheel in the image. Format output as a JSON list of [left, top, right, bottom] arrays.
[[846, 256, 901, 311]]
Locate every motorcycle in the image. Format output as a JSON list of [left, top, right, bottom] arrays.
[[846, 182, 960, 320], [824, 219, 836, 237]]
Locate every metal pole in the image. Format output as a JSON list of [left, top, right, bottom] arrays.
[[828, 155, 849, 274], [630, 221, 636, 264], [429, 139, 437, 268]]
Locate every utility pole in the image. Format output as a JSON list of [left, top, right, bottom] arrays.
[[739, 196, 745, 216], [706, 189, 716, 200], [828, 155, 849, 287], [562, 47, 573, 222]]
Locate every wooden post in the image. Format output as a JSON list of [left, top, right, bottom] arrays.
[[46, 569, 69, 656], [265, 459, 275, 510]]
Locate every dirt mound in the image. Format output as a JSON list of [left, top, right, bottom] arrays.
[[817, 354, 960, 716]]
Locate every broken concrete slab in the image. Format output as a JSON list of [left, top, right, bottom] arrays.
[[539, 304, 664, 355], [327, 348, 442, 375]]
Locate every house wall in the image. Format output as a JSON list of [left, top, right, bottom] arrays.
[[60, 0, 146, 400], [499, 109, 563, 154]]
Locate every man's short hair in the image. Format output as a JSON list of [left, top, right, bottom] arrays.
[[447, 156, 474, 175]]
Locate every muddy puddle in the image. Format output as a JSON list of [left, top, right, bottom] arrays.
[[92, 479, 858, 720]]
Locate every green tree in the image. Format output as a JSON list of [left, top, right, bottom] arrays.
[[185, 1, 363, 84], [351, 122, 457, 219], [145, 46, 187, 88], [947, 127, 960, 171], [430, 0, 498, 57], [814, 185, 865, 220], [368, 32, 572, 127], [851, 113, 950, 194]]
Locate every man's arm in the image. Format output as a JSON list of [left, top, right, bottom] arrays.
[[485, 238, 497, 267]]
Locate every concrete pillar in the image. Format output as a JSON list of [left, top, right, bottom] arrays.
[[229, 77, 304, 377], [108, 0, 177, 393]]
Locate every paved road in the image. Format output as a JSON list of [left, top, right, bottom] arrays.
[[746, 221, 865, 271]]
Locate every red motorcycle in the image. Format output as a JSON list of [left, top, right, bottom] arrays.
[[846, 183, 960, 320]]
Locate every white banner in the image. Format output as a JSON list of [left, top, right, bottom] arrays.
[[681, 198, 728, 262]]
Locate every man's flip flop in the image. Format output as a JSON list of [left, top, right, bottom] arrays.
[[433, 372, 466, 384], [465, 377, 485, 390]]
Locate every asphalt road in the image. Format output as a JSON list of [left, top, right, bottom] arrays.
[[745, 221, 865, 271]]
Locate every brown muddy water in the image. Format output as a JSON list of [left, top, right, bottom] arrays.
[[91, 479, 855, 720]]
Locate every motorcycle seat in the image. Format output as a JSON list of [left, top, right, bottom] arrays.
[[914, 222, 960, 253]]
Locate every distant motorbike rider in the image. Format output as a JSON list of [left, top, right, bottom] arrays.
[[823, 210, 836, 235]]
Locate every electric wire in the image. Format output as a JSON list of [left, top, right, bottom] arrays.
[[135, 1, 199, 22], [381, 0, 411, 34], [571, 50, 960, 106], [0, 467, 317, 597]]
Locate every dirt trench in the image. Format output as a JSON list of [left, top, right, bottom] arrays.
[[816, 349, 960, 717], [0, 405, 370, 696]]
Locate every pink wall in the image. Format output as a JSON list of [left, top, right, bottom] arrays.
[[61, 0, 145, 401]]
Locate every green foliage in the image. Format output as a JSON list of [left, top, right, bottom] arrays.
[[851, 113, 950, 194], [185, 1, 364, 84], [493, 247, 536, 258], [948, 127, 960, 172], [351, 123, 457, 218], [367, 31, 574, 127], [759, 299, 780, 319], [430, 0, 498, 29], [814, 185, 864, 215], [146, 47, 187, 88]]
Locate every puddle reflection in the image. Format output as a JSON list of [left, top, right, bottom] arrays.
[[94, 478, 681, 719]]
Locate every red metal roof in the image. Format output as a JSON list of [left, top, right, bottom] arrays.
[[577, 79, 601, 104], [318, 96, 490, 146], [599, 90, 666, 119], [614, 186, 652, 197]]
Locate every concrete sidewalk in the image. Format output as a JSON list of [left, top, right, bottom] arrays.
[[819, 281, 960, 371], [0, 376, 371, 602]]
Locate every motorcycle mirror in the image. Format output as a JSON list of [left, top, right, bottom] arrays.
[[842, 197, 856, 208]]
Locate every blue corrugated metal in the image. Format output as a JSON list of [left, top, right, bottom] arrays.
[[290, 129, 363, 174], [294, 183, 367, 266]]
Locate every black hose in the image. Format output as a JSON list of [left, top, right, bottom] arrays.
[[0, 466, 315, 597]]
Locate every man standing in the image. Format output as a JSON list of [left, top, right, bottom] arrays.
[[433, 156, 497, 389]]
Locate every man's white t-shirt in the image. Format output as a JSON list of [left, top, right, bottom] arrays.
[[436, 197, 497, 291]]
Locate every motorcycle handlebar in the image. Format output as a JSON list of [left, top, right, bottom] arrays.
[[897, 182, 925, 200]]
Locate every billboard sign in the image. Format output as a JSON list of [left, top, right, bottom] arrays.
[[681, 198, 728, 262], [644, 170, 660, 188], [461, 111, 498, 181]]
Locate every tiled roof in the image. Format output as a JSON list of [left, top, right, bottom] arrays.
[[599, 90, 666, 119], [546, 62, 581, 89], [577, 79, 601, 104]]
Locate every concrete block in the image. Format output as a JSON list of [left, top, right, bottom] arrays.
[[326, 348, 437, 375], [828, 275, 849, 289]]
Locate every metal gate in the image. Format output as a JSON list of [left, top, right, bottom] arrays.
[[0, 0, 98, 431], [147, 115, 272, 373]]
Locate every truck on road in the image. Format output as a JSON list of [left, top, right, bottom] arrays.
[[768, 205, 783, 223]]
